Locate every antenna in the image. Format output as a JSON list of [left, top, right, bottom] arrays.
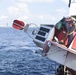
[[68, 0, 71, 7]]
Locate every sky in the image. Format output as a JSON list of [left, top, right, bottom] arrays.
[[0, 0, 69, 27]]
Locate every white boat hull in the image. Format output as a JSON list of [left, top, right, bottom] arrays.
[[46, 44, 76, 71], [33, 24, 76, 71]]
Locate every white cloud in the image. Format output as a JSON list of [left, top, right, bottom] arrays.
[[18, 16, 28, 20], [7, 3, 30, 16], [0, 15, 8, 27], [37, 14, 55, 21], [6, 1, 56, 27], [0, 0, 68, 27], [56, 8, 67, 15], [17, 3, 30, 15], [15, 0, 55, 3], [0, 15, 8, 20], [8, 6, 19, 16], [62, 0, 69, 4], [28, 14, 56, 24]]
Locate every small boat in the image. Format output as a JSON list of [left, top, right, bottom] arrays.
[[33, 23, 76, 74], [12, 0, 76, 74]]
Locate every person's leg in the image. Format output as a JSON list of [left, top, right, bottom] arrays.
[[67, 34, 73, 47]]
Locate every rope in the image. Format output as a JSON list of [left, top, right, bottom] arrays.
[[24, 23, 39, 39]]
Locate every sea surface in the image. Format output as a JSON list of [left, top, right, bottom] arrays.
[[0, 27, 59, 75]]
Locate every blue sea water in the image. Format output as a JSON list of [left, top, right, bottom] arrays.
[[0, 27, 58, 75]]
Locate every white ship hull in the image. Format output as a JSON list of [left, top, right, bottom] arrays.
[[33, 24, 76, 72], [46, 42, 76, 71]]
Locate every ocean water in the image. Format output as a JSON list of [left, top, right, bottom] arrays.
[[0, 27, 58, 75]]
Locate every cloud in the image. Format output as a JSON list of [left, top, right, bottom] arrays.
[[15, 0, 55, 3], [16, 13, 56, 24], [8, 6, 19, 16], [7, 3, 30, 17], [0, 0, 68, 27], [56, 8, 67, 15], [18, 16, 28, 20], [0, 15, 8, 20], [6, 1, 56, 27], [34, 14, 55, 21], [27, 14, 56, 24], [0, 15, 8, 27], [7, 2, 56, 24], [62, 0, 69, 4]]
